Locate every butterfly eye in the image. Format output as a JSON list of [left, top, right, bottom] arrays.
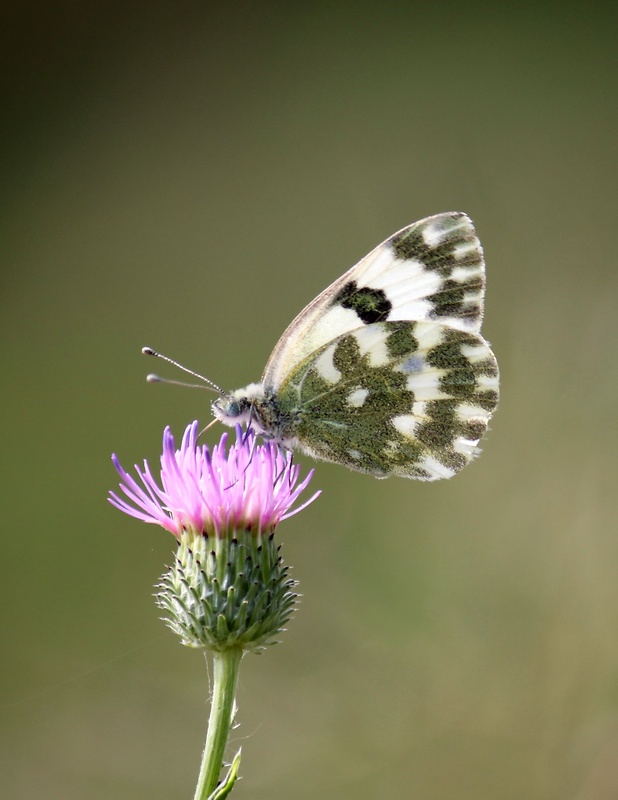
[[212, 397, 243, 420], [225, 399, 241, 417]]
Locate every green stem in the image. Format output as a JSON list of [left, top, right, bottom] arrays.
[[193, 647, 243, 800]]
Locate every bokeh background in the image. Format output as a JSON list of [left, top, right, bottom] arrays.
[[2, 3, 618, 798]]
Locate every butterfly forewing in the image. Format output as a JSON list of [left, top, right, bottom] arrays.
[[263, 212, 486, 391]]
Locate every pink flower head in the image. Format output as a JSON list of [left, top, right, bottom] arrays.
[[109, 422, 319, 538]]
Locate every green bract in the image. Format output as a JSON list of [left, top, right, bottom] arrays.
[[157, 529, 297, 652]]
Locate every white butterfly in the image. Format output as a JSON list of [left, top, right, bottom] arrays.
[[210, 212, 499, 480], [155, 212, 499, 480]]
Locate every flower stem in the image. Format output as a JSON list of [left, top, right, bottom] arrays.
[[194, 647, 243, 800]]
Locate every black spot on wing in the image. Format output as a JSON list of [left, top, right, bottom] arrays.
[[333, 281, 392, 324]]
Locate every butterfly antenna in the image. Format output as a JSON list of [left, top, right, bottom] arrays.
[[142, 346, 225, 395]]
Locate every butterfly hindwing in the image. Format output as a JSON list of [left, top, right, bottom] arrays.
[[275, 320, 498, 480]]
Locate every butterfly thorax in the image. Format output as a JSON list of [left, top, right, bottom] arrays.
[[212, 383, 300, 448]]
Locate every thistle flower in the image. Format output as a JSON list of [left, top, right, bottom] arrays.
[[110, 421, 319, 652]]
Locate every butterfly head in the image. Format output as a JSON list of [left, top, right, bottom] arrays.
[[211, 383, 266, 429]]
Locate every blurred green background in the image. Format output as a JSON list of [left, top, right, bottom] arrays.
[[2, 3, 618, 798]]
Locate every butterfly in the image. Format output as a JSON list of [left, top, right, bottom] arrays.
[[210, 212, 498, 480]]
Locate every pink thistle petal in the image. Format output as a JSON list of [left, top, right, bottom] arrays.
[[109, 422, 319, 538]]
